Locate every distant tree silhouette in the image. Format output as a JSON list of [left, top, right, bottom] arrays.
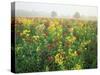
[[51, 11, 57, 18], [73, 12, 80, 18]]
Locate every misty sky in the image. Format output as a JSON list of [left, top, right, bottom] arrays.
[[15, 2, 97, 17]]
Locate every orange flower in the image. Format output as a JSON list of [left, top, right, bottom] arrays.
[[76, 51, 81, 56], [47, 44, 53, 51], [48, 56, 53, 62], [44, 32, 48, 36]]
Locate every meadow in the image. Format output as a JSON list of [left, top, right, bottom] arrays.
[[13, 17, 97, 72]]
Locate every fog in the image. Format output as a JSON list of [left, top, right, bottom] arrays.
[[15, 1, 97, 17]]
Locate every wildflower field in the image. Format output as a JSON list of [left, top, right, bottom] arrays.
[[13, 17, 97, 72]]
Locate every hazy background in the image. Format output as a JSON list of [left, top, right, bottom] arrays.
[[15, 2, 97, 20]]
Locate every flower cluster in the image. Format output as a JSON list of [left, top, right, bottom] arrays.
[[55, 52, 65, 65], [14, 17, 97, 72]]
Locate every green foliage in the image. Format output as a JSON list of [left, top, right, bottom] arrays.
[[14, 17, 97, 73]]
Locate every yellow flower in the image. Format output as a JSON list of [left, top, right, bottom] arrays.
[[23, 29, 30, 34], [80, 40, 91, 48], [26, 34, 29, 37], [20, 29, 30, 39], [54, 18, 59, 25], [55, 52, 65, 65], [68, 49, 78, 57], [48, 22, 56, 32], [72, 64, 82, 70], [66, 35, 76, 44], [22, 18, 33, 26], [36, 24, 45, 33], [32, 35, 39, 41]]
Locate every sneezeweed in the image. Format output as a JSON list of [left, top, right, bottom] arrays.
[[21, 18, 33, 26], [32, 35, 39, 41], [35, 24, 45, 33], [66, 35, 76, 43], [65, 35, 76, 48], [48, 56, 54, 62], [68, 49, 78, 57], [72, 64, 82, 70], [19, 29, 31, 42], [20, 29, 30, 37], [55, 51, 65, 65], [79, 40, 91, 48], [48, 22, 56, 33], [53, 18, 59, 25], [15, 16, 97, 72]]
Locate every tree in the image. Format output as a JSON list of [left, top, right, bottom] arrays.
[[51, 11, 57, 18], [73, 12, 80, 18]]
